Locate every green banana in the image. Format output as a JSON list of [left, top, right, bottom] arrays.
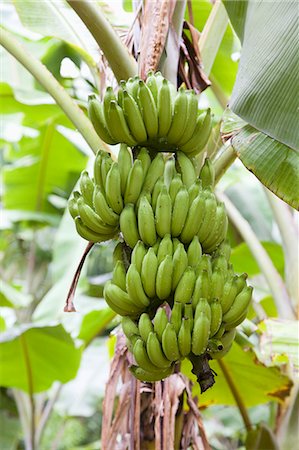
[[224, 310, 248, 330], [107, 100, 137, 146], [199, 158, 215, 188], [93, 188, 119, 226], [105, 162, 124, 214], [194, 298, 211, 323], [155, 186, 172, 238], [104, 280, 140, 316], [209, 329, 236, 359], [137, 147, 152, 175], [223, 286, 252, 325], [166, 88, 188, 144], [180, 194, 206, 244], [157, 234, 173, 264], [79, 171, 94, 208], [210, 269, 225, 300], [120, 203, 140, 248], [156, 255, 173, 300], [124, 159, 144, 204], [188, 180, 202, 205], [141, 248, 158, 298], [172, 243, 188, 290], [180, 109, 211, 155], [170, 301, 183, 334], [133, 339, 160, 372], [204, 204, 228, 253], [209, 299, 223, 337], [212, 254, 228, 273], [164, 156, 176, 189], [137, 80, 159, 139], [68, 196, 79, 219], [157, 78, 173, 136], [100, 153, 113, 189], [171, 186, 190, 237], [122, 90, 148, 142], [162, 323, 181, 361], [174, 267, 196, 304], [130, 364, 173, 382], [143, 153, 165, 193], [151, 177, 164, 212], [112, 260, 127, 291], [103, 86, 117, 123], [177, 91, 198, 145], [147, 332, 172, 368], [75, 217, 116, 243], [178, 318, 192, 357], [197, 194, 217, 243], [191, 312, 210, 356], [187, 236, 202, 268], [184, 303, 194, 332], [175, 151, 197, 188], [137, 196, 157, 246], [117, 143, 132, 195], [88, 95, 117, 145], [138, 313, 154, 342], [146, 71, 158, 103], [122, 316, 140, 339], [169, 173, 183, 203], [126, 263, 150, 308], [93, 150, 105, 190], [77, 197, 115, 234], [193, 271, 211, 307], [153, 308, 169, 342], [131, 240, 147, 273]]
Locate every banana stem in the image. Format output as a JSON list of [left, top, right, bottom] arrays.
[[217, 359, 252, 432], [0, 27, 106, 155], [214, 144, 236, 183], [218, 192, 295, 320], [66, 0, 137, 82]]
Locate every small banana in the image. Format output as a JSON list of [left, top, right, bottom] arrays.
[[117, 143, 133, 195], [122, 316, 140, 339], [93, 150, 105, 190], [104, 280, 140, 316], [141, 248, 158, 298], [210, 269, 225, 300], [208, 329, 236, 359], [188, 180, 202, 205], [133, 339, 160, 372], [153, 307, 169, 341], [75, 217, 116, 243], [224, 310, 248, 330], [103, 86, 117, 123], [105, 162, 123, 214], [137, 196, 157, 246], [172, 243, 188, 290], [137, 80, 159, 139], [157, 234, 173, 264], [174, 267, 196, 304], [178, 318, 192, 357], [124, 159, 144, 204], [93, 188, 119, 226], [212, 254, 228, 273], [223, 286, 252, 325], [107, 100, 137, 146], [151, 177, 164, 212], [202, 203, 228, 253], [68, 195, 79, 219], [122, 90, 148, 142], [194, 298, 211, 323], [138, 313, 154, 342], [120, 203, 140, 248], [184, 303, 194, 332], [196, 254, 212, 277], [191, 312, 210, 356], [143, 153, 165, 193], [137, 147, 152, 175], [175, 151, 197, 188], [130, 364, 174, 382], [187, 236, 202, 268], [100, 152, 113, 189], [112, 260, 127, 291], [177, 91, 198, 145], [180, 108, 212, 155], [157, 78, 173, 137], [199, 158, 215, 188], [146, 332, 171, 368], [79, 171, 94, 208], [193, 270, 211, 305], [171, 186, 190, 237], [88, 95, 117, 145], [77, 197, 115, 235], [164, 156, 176, 189], [221, 275, 239, 314], [162, 323, 181, 361], [197, 194, 217, 243], [170, 301, 183, 334], [169, 173, 183, 203], [131, 240, 147, 273], [146, 71, 158, 103], [155, 186, 172, 238], [166, 88, 188, 144], [156, 255, 173, 300], [209, 298, 223, 337], [126, 263, 150, 308], [180, 194, 206, 244]]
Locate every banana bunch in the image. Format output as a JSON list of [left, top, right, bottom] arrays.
[[88, 72, 212, 156]]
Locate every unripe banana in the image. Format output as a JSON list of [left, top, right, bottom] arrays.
[[157, 234, 173, 264], [170, 301, 183, 334], [122, 90, 148, 142], [194, 298, 211, 323], [209, 299, 223, 336], [151, 176, 164, 212], [155, 186, 172, 238], [164, 156, 176, 189], [146, 71, 158, 103], [103, 86, 117, 123], [210, 269, 225, 300], [117, 83, 124, 107], [177, 91, 198, 145], [180, 109, 212, 155], [141, 248, 158, 298], [117, 143, 133, 195], [191, 312, 210, 356], [93, 150, 105, 190], [93, 188, 119, 226], [122, 316, 140, 339], [209, 329, 236, 359], [184, 303, 194, 332], [172, 243, 188, 290], [124, 159, 144, 204], [131, 240, 147, 273], [171, 186, 190, 237], [112, 260, 127, 291], [126, 263, 150, 308], [138, 313, 154, 342], [137, 147, 152, 175], [214, 239, 231, 262], [133, 339, 160, 372], [153, 308, 169, 341], [174, 267, 196, 304], [178, 318, 192, 357], [105, 162, 123, 214], [207, 338, 224, 353], [203, 203, 228, 253], [156, 255, 173, 300], [80, 171, 94, 208], [162, 323, 181, 361], [143, 153, 165, 193], [175, 151, 197, 188], [169, 173, 183, 203], [180, 194, 206, 244], [107, 100, 137, 146], [166, 88, 188, 144], [100, 153, 113, 189], [88, 95, 117, 145], [213, 323, 225, 339], [157, 78, 173, 136], [77, 197, 115, 235], [223, 286, 252, 325], [120, 203, 140, 248], [130, 364, 173, 382], [113, 241, 124, 264], [68, 196, 79, 219], [224, 310, 248, 330], [137, 196, 157, 246], [199, 158, 215, 189], [75, 217, 116, 243], [137, 80, 159, 139], [212, 254, 228, 273], [188, 180, 202, 205], [187, 236, 202, 268], [221, 275, 239, 314], [104, 280, 140, 316], [196, 254, 212, 277], [197, 194, 217, 243], [193, 271, 211, 307], [147, 332, 171, 368]]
